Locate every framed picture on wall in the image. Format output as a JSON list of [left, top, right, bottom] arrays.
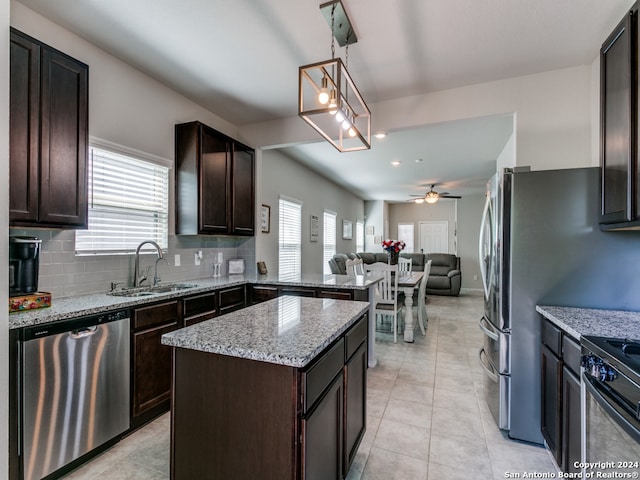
[[260, 205, 270, 233], [366, 225, 374, 236], [310, 214, 319, 242], [342, 220, 353, 239]]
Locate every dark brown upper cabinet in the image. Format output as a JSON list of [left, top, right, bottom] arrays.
[[599, 5, 640, 229], [175, 121, 255, 236], [10, 28, 88, 229]]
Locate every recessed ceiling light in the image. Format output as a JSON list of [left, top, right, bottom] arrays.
[[390, 160, 401, 166], [415, 158, 424, 163], [375, 133, 387, 139]]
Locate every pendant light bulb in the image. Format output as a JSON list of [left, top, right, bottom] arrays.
[[335, 110, 345, 123], [318, 76, 329, 105], [348, 127, 357, 137], [342, 119, 351, 130], [328, 90, 337, 114]]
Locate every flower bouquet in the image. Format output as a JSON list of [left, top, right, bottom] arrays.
[[382, 239, 406, 264]]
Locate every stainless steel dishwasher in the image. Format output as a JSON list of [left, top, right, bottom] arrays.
[[20, 310, 130, 480]]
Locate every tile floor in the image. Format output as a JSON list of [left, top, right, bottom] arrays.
[[62, 292, 557, 480]]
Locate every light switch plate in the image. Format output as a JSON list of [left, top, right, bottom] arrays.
[[174, 254, 180, 267]]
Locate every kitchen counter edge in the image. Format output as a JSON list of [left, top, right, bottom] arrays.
[[161, 296, 370, 368], [9, 273, 381, 329], [536, 305, 640, 340]]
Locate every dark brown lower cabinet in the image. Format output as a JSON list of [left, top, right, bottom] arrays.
[[132, 300, 179, 429], [541, 343, 561, 462], [562, 366, 581, 474], [540, 317, 581, 473], [303, 372, 344, 480], [170, 314, 367, 480]]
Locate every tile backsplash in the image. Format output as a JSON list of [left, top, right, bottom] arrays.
[[10, 229, 256, 298]]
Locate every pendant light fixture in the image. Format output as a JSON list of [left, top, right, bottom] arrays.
[[298, 0, 371, 152]]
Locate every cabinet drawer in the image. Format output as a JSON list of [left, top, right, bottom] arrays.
[[318, 289, 353, 300], [304, 338, 345, 413], [219, 285, 246, 313], [183, 291, 217, 319], [345, 315, 367, 361], [280, 287, 316, 297], [134, 301, 179, 331], [251, 285, 278, 304], [542, 319, 562, 356], [562, 334, 581, 375]]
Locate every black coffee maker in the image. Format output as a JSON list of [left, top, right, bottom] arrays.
[[9, 236, 42, 297]]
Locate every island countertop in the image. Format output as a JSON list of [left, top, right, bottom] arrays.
[[536, 305, 640, 340], [161, 295, 370, 368], [9, 273, 382, 329]]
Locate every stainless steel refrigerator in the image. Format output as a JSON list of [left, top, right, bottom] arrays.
[[478, 166, 640, 445]]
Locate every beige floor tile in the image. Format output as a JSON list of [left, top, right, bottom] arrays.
[[361, 447, 428, 480], [372, 418, 430, 461]]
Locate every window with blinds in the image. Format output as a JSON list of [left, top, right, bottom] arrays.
[[323, 210, 336, 274], [356, 220, 364, 253], [397, 223, 415, 253], [278, 197, 302, 280], [75, 145, 169, 254]]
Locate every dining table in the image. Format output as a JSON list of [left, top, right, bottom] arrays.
[[395, 271, 424, 342]]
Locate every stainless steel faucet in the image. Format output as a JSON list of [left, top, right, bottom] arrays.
[[134, 241, 165, 287]]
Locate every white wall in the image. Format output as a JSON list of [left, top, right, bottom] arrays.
[[388, 201, 456, 253], [11, 2, 238, 161], [1, 0, 9, 475], [257, 149, 364, 274], [242, 66, 593, 172], [363, 200, 386, 252]]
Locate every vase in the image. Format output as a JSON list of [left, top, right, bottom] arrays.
[[388, 251, 399, 265]]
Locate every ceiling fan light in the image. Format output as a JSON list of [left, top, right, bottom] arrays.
[[425, 191, 439, 204]]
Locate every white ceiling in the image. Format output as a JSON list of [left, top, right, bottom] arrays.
[[16, 0, 635, 201]]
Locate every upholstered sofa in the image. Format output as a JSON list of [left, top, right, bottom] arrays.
[[329, 252, 461, 296]]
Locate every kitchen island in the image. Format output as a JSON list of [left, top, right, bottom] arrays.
[[162, 295, 369, 480]]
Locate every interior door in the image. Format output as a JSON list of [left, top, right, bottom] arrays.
[[418, 221, 448, 253]]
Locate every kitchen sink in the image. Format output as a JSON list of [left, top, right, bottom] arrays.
[[108, 283, 197, 297]]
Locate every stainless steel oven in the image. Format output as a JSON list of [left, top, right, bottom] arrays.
[[581, 336, 640, 477]]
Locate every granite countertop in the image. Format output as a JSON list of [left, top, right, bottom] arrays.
[[536, 305, 640, 340], [9, 273, 382, 330], [161, 296, 369, 368]]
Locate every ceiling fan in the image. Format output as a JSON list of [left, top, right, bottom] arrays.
[[409, 184, 462, 204]]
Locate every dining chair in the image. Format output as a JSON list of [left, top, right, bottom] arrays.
[[398, 256, 412, 273], [414, 260, 432, 335], [345, 258, 365, 276], [365, 262, 404, 343]]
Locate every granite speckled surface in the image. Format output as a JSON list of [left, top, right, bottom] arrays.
[[162, 296, 369, 367], [9, 273, 381, 329], [536, 305, 640, 340]]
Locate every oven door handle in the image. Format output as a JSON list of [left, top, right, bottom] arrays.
[[583, 372, 640, 443]]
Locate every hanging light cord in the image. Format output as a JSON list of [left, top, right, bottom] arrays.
[[331, 4, 336, 60]]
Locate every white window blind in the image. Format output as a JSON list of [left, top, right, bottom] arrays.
[[75, 145, 169, 254], [323, 211, 336, 274], [356, 220, 364, 253], [279, 197, 302, 280], [397, 223, 415, 253]]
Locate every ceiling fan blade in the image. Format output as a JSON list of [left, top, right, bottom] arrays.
[[439, 195, 461, 199], [409, 194, 424, 197]]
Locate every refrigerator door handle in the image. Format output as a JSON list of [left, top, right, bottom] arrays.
[[479, 315, 499, 341], [478, 191, 493, 300]]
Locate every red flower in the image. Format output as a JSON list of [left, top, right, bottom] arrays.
[[381, 239, 406, 253]]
